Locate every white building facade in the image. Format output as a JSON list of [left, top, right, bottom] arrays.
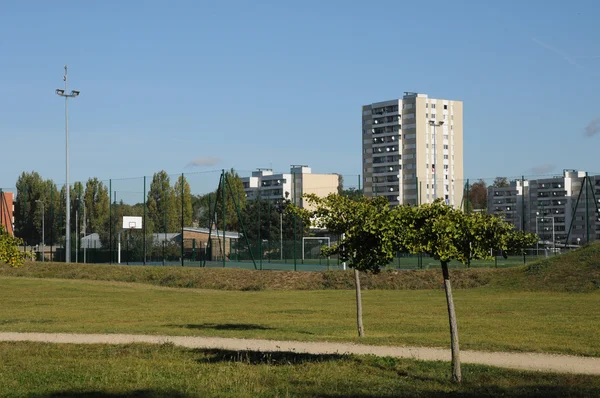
[[362, 92, 464, 207]]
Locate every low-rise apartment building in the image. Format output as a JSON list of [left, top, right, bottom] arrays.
[[488, 170, 600, 245], [242, 166, 339, 209]]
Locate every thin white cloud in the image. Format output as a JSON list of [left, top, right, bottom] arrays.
[[532, 38, 579, 66], [185, 156, 220, 168], [530, 163, 555, 174], [585, 118, 600, 137]]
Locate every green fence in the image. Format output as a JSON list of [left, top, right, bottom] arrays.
[[7, 170, 599, 271]]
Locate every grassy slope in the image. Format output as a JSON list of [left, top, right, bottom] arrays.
[[0, 260, 501, 290], [1, 342, 600, 397], [2, 243, 600, 292], [492, 243, 600, 292]]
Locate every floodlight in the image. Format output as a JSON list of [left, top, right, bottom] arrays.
[[56, 89, 65, 95], [71, 90, 80, 96]]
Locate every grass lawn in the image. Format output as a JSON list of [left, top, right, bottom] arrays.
[[1, 276, 599, 357], [1, 342, 600, 397]]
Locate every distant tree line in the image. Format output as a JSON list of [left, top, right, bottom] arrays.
[[13, 169, 310, 249]]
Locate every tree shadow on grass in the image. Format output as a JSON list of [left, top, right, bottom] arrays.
[[317, 385, 600, 398], [166, 322, 274, 331], [28, 384, 600, 398], [193, 348, 349, 366]]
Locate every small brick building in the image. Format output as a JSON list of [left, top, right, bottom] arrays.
[[182, 227, 240, 260]]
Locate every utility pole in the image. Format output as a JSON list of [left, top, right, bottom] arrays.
[[35, 200, 45, 262]]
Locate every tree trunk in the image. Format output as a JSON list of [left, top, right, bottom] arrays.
[[442, 261, 462, 383], [354, 268, 365, 337]]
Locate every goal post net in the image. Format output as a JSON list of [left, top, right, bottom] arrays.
[[302, 237, 331, 261]]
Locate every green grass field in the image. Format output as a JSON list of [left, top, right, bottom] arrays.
[[1, 276, 599, 356], [1, 342, 599, 397], [1, 243, 599, 396]]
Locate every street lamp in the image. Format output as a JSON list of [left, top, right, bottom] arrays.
[[276, 191, 290, 261], [429, 120, 444, 201], [35, 200, 45, 262], [56, 65, 80, 263]]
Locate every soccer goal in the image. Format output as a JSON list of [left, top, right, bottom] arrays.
[[302, 237, 331, 261]]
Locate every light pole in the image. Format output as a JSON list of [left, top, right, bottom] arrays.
[[75, 198, 79, 263], [35, 200, 45, 262], [277, 191, 290, 261], [429, 120, 444, 201], [56, 65, 80, 263], [83, 201, 87, 263]]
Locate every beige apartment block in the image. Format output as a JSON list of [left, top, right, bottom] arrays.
[[362, 92, 464, 207], [242, 165, 339, 209]]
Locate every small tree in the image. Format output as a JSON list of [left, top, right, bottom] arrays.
[[174, 175, 193, 227], [294, 194, 398, 337], [492, 176, 509, 188], [395, 200, 537, 383], [215, 169, 246, 231], [469, 179, 487, 210], [0, 225, 28, 267]]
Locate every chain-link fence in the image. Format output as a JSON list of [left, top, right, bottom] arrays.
[[4, 169, 599, 271]]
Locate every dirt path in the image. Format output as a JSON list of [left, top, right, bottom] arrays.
[[1, 332, 599, 375]]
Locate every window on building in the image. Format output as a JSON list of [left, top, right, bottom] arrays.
[[432, 104, 436, 109], [443, 145, 448, 149], [444, 155, 448, 159], [444, 105, 448, 110]]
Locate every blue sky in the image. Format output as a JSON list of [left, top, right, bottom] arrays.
[[1, 0, 599, 193]]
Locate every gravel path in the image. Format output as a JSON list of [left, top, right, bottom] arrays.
[[1, 332, 599, 375]]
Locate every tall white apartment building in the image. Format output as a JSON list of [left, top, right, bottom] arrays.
[[241, 166, 339, 209], [362, 92, 464, 207]]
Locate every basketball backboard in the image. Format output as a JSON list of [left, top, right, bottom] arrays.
[[122, 216, 143, 230]]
